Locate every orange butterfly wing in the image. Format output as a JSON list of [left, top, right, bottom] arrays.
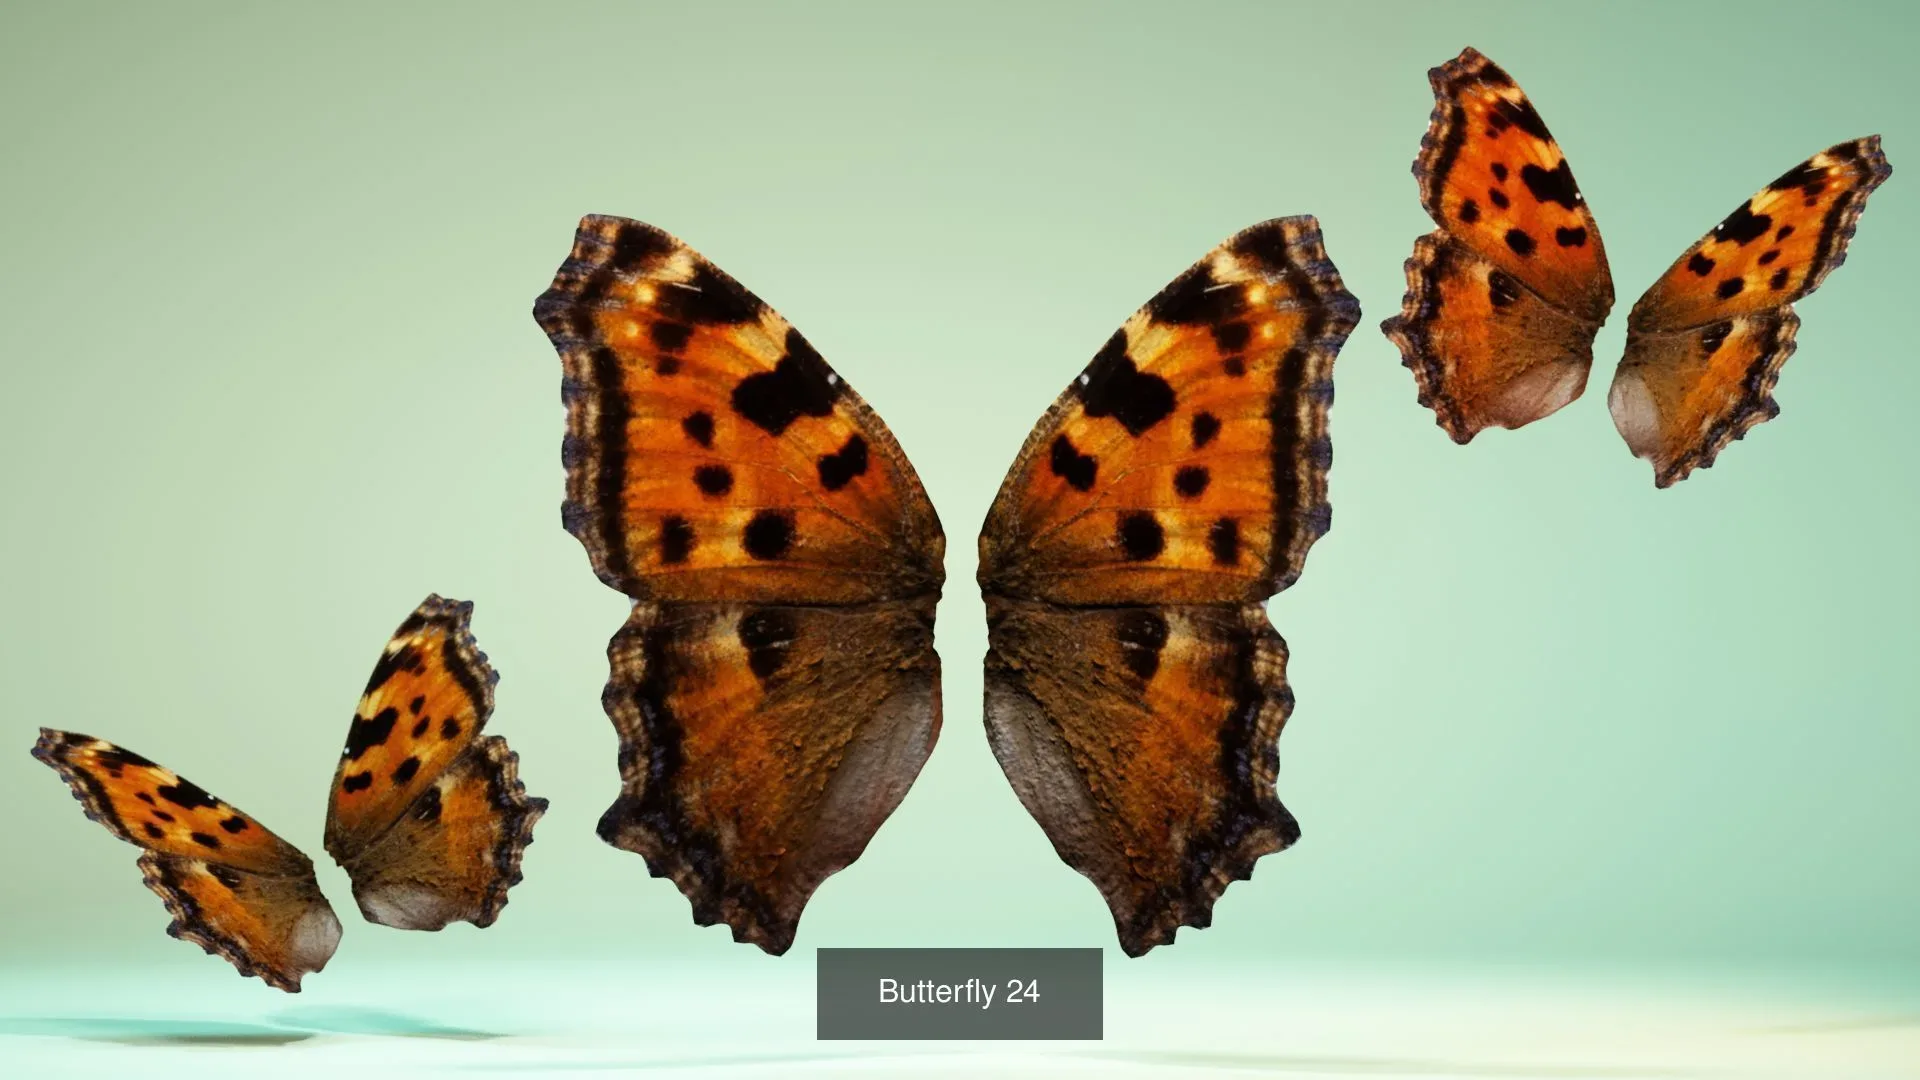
[[978, 218, 1359, 954], [533, 217, 944, 955], [1382, 46, 1615, 441], [322, 595, 546, 930], [1611, 137, 1892, 486], [32, 729, 341, 991]]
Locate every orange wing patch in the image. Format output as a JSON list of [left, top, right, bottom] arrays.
[[978, 218, 1358, 954], [323, 595, 546, 930], [1612, 138, 1891, 486], [532, 216, 944, 606], [977, 216, 1359, 608], [532, 218, 945, 954], [1382, 46, 1615, 441], [32, 729, 341, 991]]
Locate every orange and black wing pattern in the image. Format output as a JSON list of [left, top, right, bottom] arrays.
[[1382, 47, 1615, 441], [32, 729, 341, 991], [1611, 137, 1891, 486], [978, 218, 1358, 955], [533, 216, 944, 954], [323, 595, 546, 930]]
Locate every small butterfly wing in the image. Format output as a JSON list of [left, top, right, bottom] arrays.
[[32, 729, 340, 991], [1382, 47, 1615, 440], [1613, 137, 1890, 486], [323, 596, 545, 929]]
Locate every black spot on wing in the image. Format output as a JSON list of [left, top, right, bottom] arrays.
[[364, 643, 427, 696], [441, 718, 461, 740], [1049, 435, 1097, 491], [191, 831, 221, 850], [1770, 268, 1791, 291], [1487, 270, 1521, 309], [737, 609, 796, 680], [1700, 322, 1731, 356], [1717, 278, 1745, 300], [344, 707, 400, 761], [1117, 512, 1165, 560], [742, 511, 793, 560], [1114, 609, 1170, 681], [391, 757, 420, 785], [1077, 331, 1177, 436], [343, 771, 373, 794], [1190, 412, 1221, 449], [1776, 224, 1796, 241], [694, 465, 734, 496], [1488, 187, 1510, 209], [1758, 249, 1780, 266], [652, 263, 763, 326], [412, 716, 430, 738], [1146, 265, 1246, 326], [1174, 465, 1211, 498], [408, 695, 426, 716], [1208, 518, 1240, 566], [816, 434, 869, 491], [1554, 226, 1588, 248], [411, 785, 443, 824], [1490, 96, 1553, 141], [730, 328, 840, 435], [1459, 198, 1480, 224], [649, 321, 692, 353], [143, 822, 164, 839], [157, 777, 221, 811], [1688, 252, 1716, 276], [1713, 203, 1773, 246], [660, 516, 695, 564], [681, 411, 715, 448], [1520, 160, 1581, 209], [1490, 162, 1509, 181], [607, 223, 676, 272], [220, 815, 248, 834], [1505, 229, 1536, 257], [1211, 321, 1252, 353]]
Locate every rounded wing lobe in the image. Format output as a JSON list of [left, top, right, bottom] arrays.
[[531, 215, 944, 606], [324, 596, 546, 929], [978, 216, 1360, 607], [983, 600, 1296, 956], [597, 597, 940, 955], [1613, 137, 1891, 486], [1381, 46, 1615, 440], [31, 728, 340, 992]]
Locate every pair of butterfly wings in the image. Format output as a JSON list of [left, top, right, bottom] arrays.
[[32, 597, 547, 991], [1383, 47, 1891, 487], [533, 214, 1359, 956]]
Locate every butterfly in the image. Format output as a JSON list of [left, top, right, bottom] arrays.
[[977, 218, 1361, 955], [1381, 47, 1891, 487], [532, 218, 945, 956], [532, 216, 1357, 957], [31, 595, 546, 991]]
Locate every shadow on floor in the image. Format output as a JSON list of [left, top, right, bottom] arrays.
[[0, 1016, 313, 1047], [1070, 1049, 1691, 1078], [270, 1004, 503, 1040]]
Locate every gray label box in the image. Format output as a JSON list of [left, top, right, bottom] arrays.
[[817, 948, 1102, 1040]]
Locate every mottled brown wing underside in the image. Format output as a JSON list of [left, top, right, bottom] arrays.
[[32, 729, 341, 992], [532, 216, 945, 954], [1611, 137, 1891, 486], [323, 596, 546, 930], [978, 217, 1358, 955], [1382, 46, 1615, 442]]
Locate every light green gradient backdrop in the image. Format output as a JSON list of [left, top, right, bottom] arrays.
[[2, 0, 1915, 1004]]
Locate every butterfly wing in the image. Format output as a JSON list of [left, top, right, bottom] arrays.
[[1381, 46, 1615, 441], [323, 595, 546, 930], [32, 729, 341, 991], [977, 217, 1359, 955], [1611, 137, 1891, 486], [533, 217, 945, 954]]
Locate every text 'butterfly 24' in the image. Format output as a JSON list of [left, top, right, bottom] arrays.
[[31, 596, 545, 991], [533, 217, 945, 955], [1382, 47, 1890, 486], [979, 218, 1360, 955]]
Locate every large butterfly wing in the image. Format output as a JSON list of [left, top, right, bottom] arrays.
[[1611, 137, 1891, 486], [323, 596, 546, 930], [32, 729, 341, 991], [533, 217, 945, 954], [1381, 46, 1615, 441], [977, 218, 1358, 955]]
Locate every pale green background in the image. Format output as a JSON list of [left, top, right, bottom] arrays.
[[2, 1, 1916, 1075]]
